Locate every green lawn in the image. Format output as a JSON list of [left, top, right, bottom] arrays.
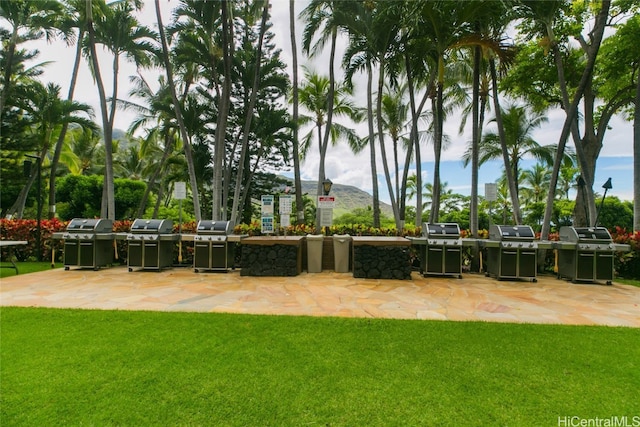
[[0, 261, 59, 278], [1, 307, 639, 426]]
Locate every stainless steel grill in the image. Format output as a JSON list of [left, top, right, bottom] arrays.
[[557, 226, 617, 285], [420, 222, 463, 278], [484, 225, 538, 281], [59, 218, 114, 270], [193, 220, 235, 272], [126, 219, 178, 271]]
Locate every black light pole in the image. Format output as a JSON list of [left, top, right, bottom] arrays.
[[25, 154, 43, 261], [594, 177, 612, 227]]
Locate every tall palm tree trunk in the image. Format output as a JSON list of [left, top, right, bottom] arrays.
[[86, 0, 115, 220], [212, 0, 233, 220], [48, 31, 84, 219], [470, 45, 480, 237], [376, 56, 401, 230], [231, 1, 270, 225], [290, 0, 304, 225], [489, 57, 522, 224], [315, 29, 337, 230], [367, 61, 380, 228], [634, 71, 640, 231], [155, 0, 202, 221], [430, 79, 446, 224]]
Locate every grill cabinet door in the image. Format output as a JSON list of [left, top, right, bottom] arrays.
[[426, 246, 444, 274], [79, 242, 95, 267], [210, 244, 228, 269], [143, 241, 159, 268], [128, 241, 143, 267], [576, 252, 595, 281], [64, 240, 80, 266], [444, 247, 461, 274], [194, 241, 211, 269], [518, 250, 536, 278], [595, 252, 614, 281], [500, 250, 518, 277]]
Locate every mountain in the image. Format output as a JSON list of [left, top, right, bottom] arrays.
[[298, 180, 393, 217]]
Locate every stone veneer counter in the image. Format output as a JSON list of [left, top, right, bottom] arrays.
[[240, 236, 304, 276], [351, 236, 412, 280]]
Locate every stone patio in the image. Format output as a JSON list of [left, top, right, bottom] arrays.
[[1, 266, 639, 327]]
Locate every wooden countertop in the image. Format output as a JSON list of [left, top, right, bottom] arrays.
[[351, 236, 411, 246], [242, 236, 305, 245]]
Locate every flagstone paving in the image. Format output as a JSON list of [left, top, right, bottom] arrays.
[[1, 266, 639, 327]]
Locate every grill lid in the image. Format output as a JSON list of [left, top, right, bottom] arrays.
[[489, 225, 535, 241], [66, 218, 113, 233], [422, 222, 460, 238], [559, 226, 612, 243], [130, 219, 173, 234], [196, 220, 234, 235]]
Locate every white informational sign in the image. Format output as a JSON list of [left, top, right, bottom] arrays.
[[261, 216, 274, 234], [174, 182, 187, 200], [280, 214, 290, 227], [318, 196, 336, 209], [279, 195, 292, 214], [485, 183, 498, 202], [319, 208, 333, 227], [261, 195, 274, 215]]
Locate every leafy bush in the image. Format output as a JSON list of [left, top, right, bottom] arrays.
[[56, 175, 148, 220], [0, 219, 67, 262], [610, 227, 640, 279]]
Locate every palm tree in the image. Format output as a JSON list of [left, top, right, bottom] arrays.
[[85, 0, 155, 220], [301, 0, 342, 228], [289, 0, 304, 224], [154, 0, 202, 221], [5, 82, 96, 218], [463, 104, 553, 207], [520, 163, 551, 206], [339, 0, 384, 228], [517, 0, 612, 234], [65, 127, 103, 176], [297, 68, 360, 227], [379, 81, 410, 215], [229, 0, 271, 225], [0, 0, 63, 116], [48, 0, 91, 219]]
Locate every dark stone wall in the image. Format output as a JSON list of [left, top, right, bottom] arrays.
[[240, 244, 301, 276], [353, 245, 412, 279]]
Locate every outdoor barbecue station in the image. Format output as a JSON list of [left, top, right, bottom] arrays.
[[556, 226, 626, 285], [52, 218, 116, 270], [410, 222, 470, 279], [480, 225, 554, 282], [48, 217, 631, 285], [182, 220, 238, 272], [125, 219, 179, 272]]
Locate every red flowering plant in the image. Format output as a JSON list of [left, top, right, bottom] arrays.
[[609, 226, 640, 279], [0, 218, 67, 262]]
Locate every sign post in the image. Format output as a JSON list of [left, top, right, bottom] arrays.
[[174, 182, 187, 262], [279, 195, 292, 231], [261, 195, 275, 234], [485, 183, 497, 229], [317, 196, 335, 232]]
